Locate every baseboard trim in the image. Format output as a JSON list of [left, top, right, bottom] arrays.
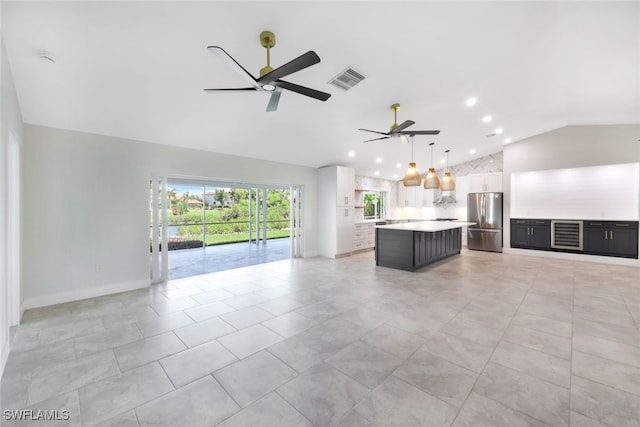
[[21, 279, 150, 311], [503, 247, 640, 267]]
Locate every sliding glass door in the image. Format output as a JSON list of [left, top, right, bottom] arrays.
[[150, 177, 303, 280]]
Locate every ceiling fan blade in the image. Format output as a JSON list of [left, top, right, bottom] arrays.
[[258, 51, 321, 83], [358, 128, 390, 136], [276, 80, 331, 101], [389, 120, 415, 134], [266, 88, 282, 112], [363, 136, 391, 143], [207, 46, 262, 90], [203, 88, 257, 92], [397, 130, 441, 135]]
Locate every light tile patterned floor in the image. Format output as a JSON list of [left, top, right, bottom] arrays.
[[168, 238, 291, 280], [2, 250, 639, 426]]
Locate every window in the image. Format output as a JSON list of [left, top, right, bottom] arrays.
[[363, 191, 385, 220]]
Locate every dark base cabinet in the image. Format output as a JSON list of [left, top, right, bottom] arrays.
[[510, 219, 551, 250], [376, 227, 462, 272], [414, 228, 462, 269], [511, 218, 639, 259], [583, 221, 639, 259]]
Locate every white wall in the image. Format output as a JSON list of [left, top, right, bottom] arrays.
[[503, 124, 640, 266], [21, 124, 318, 309], [1, 35, 25, 379]]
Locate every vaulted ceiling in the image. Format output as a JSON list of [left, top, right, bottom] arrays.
[[2, 1, 639, 179]]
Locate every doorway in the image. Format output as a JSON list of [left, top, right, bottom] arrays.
[[150, 178, 303, 281]]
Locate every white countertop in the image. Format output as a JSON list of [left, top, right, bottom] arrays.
[[376, 221, 476, 232]]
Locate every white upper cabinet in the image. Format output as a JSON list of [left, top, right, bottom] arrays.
[[397, 182, 407, 207], [398, 181, 438, 208], [397, 182, 418, 207], [469, 172, 503, 193], [336, 166, 355, 206], [420, 187, 436, 207]]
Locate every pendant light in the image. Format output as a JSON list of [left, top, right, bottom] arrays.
[[423, 142, 441, 189], [440, 149, 456, 191], [402, 136, 421, 187]]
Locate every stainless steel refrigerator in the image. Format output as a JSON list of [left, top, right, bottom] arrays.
[[467, 192, 503, 253]]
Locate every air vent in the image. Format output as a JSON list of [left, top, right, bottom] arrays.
[[328, 67, 365, 91], [551, 220, 583, 250]]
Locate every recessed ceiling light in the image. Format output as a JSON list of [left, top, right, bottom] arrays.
[[482, 115, 492, 123], [393, 174, 398, 179], [396, 163, 402, 168], [440, 159, 445, 164], [495, 128, 503, 134], [465, 97, 477, 107], [374, 171, 380, 176], [348, 150, 355, 157], [504, 137, 512, 144], [376, 157, 382, 163], [469, 149, 476, 154]]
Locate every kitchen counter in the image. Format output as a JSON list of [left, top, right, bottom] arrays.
[[375, 221, 476, 271], [377, 221, 476, 232]]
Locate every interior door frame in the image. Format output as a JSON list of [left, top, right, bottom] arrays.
[[150, 176, 168, 284]]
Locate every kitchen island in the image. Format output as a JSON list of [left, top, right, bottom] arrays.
[[375, 221, 476, 271]]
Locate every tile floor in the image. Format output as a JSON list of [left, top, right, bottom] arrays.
[[2, 250, 639, 426], [167, 238, 291, 280]]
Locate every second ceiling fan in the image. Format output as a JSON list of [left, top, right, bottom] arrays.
[[359, 104, 440, 143]]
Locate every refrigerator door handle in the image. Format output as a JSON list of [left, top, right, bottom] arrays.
[[468, 228, 502, 233]]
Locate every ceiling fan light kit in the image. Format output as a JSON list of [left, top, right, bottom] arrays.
[[205, 30, 331, 112]]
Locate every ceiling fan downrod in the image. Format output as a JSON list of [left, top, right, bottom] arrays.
[[390, 103, 401, 131], [260, 30, 275, 77]]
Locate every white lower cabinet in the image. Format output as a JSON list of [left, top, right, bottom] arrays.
[[353, 222, 376, 252], [336, 207, 354, 255]]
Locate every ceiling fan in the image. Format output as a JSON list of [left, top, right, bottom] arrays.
[[359, 103, 440, 143], [204, 30, 331, 112]]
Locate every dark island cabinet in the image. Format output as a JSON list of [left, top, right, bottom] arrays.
[[414, 228, 461, 268], [375, 226, 463, 272], [510, 219, 551, 250], [583, 221, 638, 259]]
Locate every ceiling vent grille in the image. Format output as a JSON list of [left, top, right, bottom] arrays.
[[329, 67, 365, 91]]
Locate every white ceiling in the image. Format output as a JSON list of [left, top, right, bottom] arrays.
[[2, 1, 639, 179]]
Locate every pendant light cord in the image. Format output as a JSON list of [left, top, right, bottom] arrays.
[[429, 143, 434, 167], [410, 135, 418, 163], [445, 149, 450, 172]]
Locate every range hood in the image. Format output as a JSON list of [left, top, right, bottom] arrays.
[[433, 192, 457, 205]]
